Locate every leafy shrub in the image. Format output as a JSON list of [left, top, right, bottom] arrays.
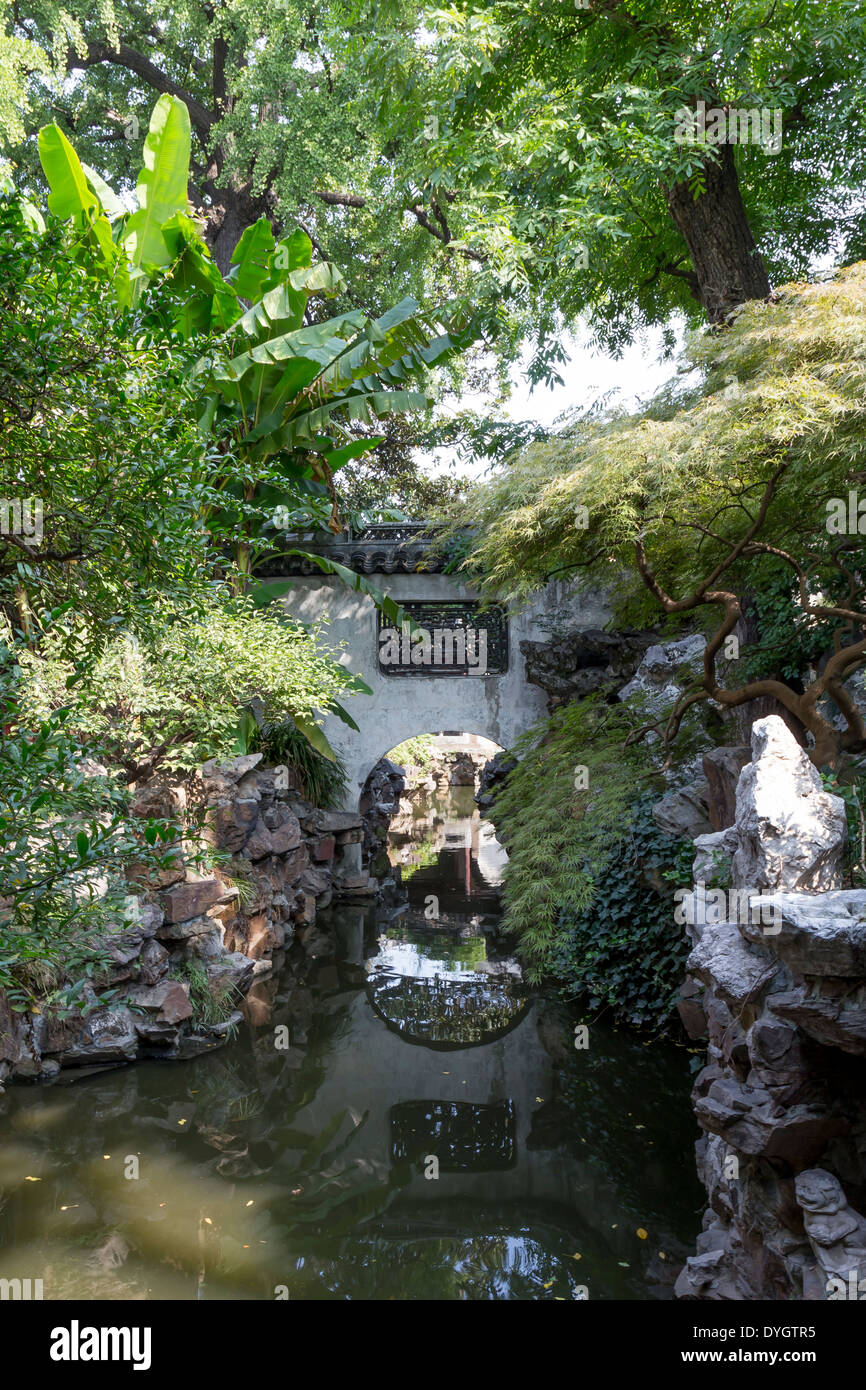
[[548, 796, 694, 1031], [490, 695, 695, 1028], [0, 651, 179, 1011], [389, 734, 436, 775], [16, 596, 365, 783], [250, 719, 349, 808]]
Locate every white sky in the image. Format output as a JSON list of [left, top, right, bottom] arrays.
[[423, 319, 688, 479]]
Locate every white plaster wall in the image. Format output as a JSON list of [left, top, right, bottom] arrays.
[[274, 573, 611, 807]]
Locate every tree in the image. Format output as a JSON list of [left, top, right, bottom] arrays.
[[4, 0, 485, 327], [34, 94, 475, 603], [458, 262, 866, 768], [357, 0, 866, 361], [0, 192, 212, 646]]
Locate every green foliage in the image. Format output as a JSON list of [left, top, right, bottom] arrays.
[[0, 192, 213, 645], [4, 0, 486, 346], [389, 733, 436, 775], [549, 796, 695, 1031], [492, 697, 660, 975], [457, 265, 866, 607], [15, 597, 365, 782], [250, 719, 349, 808], [822, 763, 866, 887], [738, 559, 841, 685], [0, 654, 179, 1011], [451, 266, 866, 764], [170, 958, 241, 1029], [33, 96, 475, 588], [360, 0, 866, 361]]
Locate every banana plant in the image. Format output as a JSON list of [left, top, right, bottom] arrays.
[[36, 94, 476, 760], [191, 241, 473, 584]]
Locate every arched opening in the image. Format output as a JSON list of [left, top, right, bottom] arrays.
[[357, 730, 523, 1049]]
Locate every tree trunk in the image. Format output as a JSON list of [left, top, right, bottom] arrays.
[[664, 143, 771, 322], [202, 193, 247, 276]]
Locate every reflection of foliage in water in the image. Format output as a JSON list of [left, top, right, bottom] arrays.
[[273, 1218, 594, 1300], [370, 972, 526, 1045], [383, 924, 489, 969], [396, 834, 441, 880]]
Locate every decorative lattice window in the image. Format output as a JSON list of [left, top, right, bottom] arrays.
[[377, 601, 509, 677]]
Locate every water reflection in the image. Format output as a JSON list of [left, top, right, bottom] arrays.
[[0, 785, 703, 1300]]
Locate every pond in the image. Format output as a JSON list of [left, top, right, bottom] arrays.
[[0, 786, 703, 1300]]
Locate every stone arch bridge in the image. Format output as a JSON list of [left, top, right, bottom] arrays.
[[264, 524, 610, 807]]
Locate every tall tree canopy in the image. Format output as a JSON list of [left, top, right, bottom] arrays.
[[359, 0, 866, 363], [6, 2, 866, 372], [4, 0, 483, 324]]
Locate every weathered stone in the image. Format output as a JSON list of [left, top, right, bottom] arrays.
[[139, 937, 170, 985], [335, 826, 364, 844], [157, 913, 215, 941], [130, 782, 187, 821], [692, 827, 739, 885], [208, 798, 259, 851], [266, 810, 301, 854], [702, 746, 751, 831], [128, 981, 192, 1025], [244, 822, 277, 860], [198, 752, 263, 792], [731, 717, 847, 892], [687, 924, 779, 1008], [299, 866, 331, 897], [293, 893, 317, 926], [696, 1083, 846, 1164], [312, 835, 336, 861], [61, 1008, 139, 1064], [740, 890, 866, 977], [652, 779, 713, 839], [160, 877, 222, 923], [521, 627, 653, 705], [676, 977, 708, 1039], [206, 952, 254, 995], [302, 809, 363, 835], [771, 984, 866, 1055]]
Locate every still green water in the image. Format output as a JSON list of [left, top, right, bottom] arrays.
[[0, 790, 702, 1300]]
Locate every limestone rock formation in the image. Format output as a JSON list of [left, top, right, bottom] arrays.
[[731, 717, 847, 892], [676, 714, 866, 1302]]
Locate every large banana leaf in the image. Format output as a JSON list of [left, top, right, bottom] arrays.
[[160, 213, 240, 336], [247, 387, 430, 458], [37, 124, 116, 268], [227, 217, 276, 301], [122, 95, 191, 275]]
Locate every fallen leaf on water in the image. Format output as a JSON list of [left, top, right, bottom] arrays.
[[535, 1097, 544, 1103], [618, 1262, 629, 1268], [571, 1253, 582, 1261], [636, 1228, 648, 1240], [246, 1200, 254, 1207], [178, 1119, 187, 1126], [659, 1252, 667, 1260], [543, 1280, 554, 1288], [24, 1176, 41, 1182]]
